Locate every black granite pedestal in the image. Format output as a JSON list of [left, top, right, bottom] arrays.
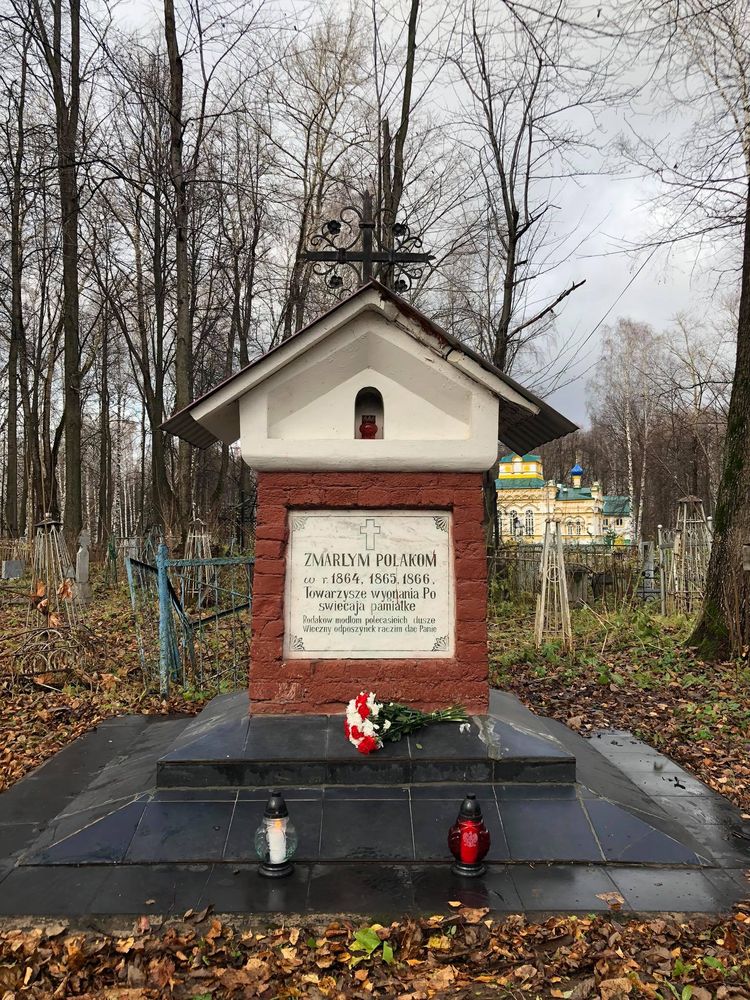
[[1, 690, 748, 918], [156, 689, 577, 788]]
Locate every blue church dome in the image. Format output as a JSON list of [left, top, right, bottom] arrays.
[[570, 463, 584, 475]]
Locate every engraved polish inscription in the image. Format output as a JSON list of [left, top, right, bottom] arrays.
[[284, 509, 454, 659]]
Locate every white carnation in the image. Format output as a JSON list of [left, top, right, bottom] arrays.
[[346, 707, 360, 727]]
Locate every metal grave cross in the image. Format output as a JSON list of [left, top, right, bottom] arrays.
[[360, 518, 382, 551], [302, 191, 433, 293]]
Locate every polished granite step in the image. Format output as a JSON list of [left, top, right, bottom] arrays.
[[21, 781, 707, 868], [155, 692, 577, 788], [5, 707, 749, 916]]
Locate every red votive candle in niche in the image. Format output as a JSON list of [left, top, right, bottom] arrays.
[[359, 414, 378, 438], [448, 793, 490, 877]]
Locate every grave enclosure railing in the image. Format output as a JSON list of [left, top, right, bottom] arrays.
[[656, 525, 712, 616], [125, 544, 254, 696], [0, 538, 32, 567], [487, 540, 646, 609]]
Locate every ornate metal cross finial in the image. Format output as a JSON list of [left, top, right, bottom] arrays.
[[301, 191, 433, 295]]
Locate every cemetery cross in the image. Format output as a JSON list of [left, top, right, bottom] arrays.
[[301, 191, 433, 292]]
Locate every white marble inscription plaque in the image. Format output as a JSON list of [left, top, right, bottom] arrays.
[[284, 509, 454, 658]]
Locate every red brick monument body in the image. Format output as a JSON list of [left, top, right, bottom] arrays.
[[164, 282, 575, 716], [251, 471, 488, 714]]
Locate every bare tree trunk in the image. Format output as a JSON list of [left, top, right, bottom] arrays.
[[636, 446, 647, 545], [164, 0, 192, 529], [635, 393, 651, 545], [17, 337, 43, 524], [494, 223, 518, 372], [134, 204, 175, 528], [19, 445, 28, 536], [27, 0, 84, 538], [139, 401, 146, 529], [6, 348, 18, 533], [4, 44, 27, 536], [379, 0, 419, 284], [98, 311, 110, 543], [60, 114, 82, 538], [625, 406, 635, 540], [691, 182, 750, 657]]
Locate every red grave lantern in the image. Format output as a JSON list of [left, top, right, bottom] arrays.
[[359, 414, 378, 439], [448, 793, 491, 877]]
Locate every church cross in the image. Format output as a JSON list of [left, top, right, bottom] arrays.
[[360, 518, 382, 551], [302, 192, 433, 294]]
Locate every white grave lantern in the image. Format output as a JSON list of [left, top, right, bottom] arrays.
[[254, 791, 297, 878]]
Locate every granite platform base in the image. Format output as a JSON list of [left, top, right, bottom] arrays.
[[156, 689, 577, 787], [0, 691, 747, 917]]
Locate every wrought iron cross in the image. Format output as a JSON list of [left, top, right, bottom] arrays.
[[301, 191, 433, 294]]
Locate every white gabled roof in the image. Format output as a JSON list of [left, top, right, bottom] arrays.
[[163, 280, 577, 454]]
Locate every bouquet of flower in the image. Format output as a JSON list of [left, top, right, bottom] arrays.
[[344, 690, 468, 754]]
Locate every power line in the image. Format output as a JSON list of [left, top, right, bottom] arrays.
[[543, 243, 663, 395]]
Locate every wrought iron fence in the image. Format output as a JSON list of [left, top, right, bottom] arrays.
[[488, 540, 645, 610], [0, 538, 32, 573], [126, 544, 254, 695]]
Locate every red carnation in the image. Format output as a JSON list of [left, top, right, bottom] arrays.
[[356, 735, 378, 754], [350, 724, 362, 740], [344, 720, 350, 739], [355, 693, 370, 719]]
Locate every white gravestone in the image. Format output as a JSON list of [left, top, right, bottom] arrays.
[[284, 509, 454, 659], [1, 560, 24, 580], [76, 528, 92, 602]]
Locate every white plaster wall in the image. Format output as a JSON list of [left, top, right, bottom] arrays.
[[269, 368, 468, 440], [238, 312, 500, 471]]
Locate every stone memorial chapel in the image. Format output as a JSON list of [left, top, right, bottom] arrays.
[[165, 281, 576, 715]]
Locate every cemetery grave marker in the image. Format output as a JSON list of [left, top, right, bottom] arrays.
[[1, 560, 24, 580], [164, 281, 576, 714], [75, 528, 92, 603]]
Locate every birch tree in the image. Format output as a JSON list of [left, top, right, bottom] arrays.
[[588, 320, 663, 544]]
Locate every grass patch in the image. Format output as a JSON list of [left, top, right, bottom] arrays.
[[489, 599, 750, 812]]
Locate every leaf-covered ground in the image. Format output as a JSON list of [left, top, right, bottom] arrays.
[[0, 582, 206, 793], [2, 583, 750, 817], [1, 907, 750, 999], [489, 601, 750, 815], [1, 586, 750, 992]]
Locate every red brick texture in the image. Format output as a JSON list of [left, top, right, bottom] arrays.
[[250, 471, 489, 715]]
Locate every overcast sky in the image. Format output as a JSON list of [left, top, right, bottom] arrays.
[[113, 0, 730, 430], [530, 170, 711, 427]]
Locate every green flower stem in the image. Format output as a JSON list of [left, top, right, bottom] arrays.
[[379, 702, 467, 743]]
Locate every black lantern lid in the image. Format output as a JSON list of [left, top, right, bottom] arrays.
[[458, 793, 483, 821], [264, 791, 289, 819]]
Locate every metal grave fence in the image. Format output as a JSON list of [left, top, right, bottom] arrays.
[[126, 543, 254, 695], [488, 539, 645, 609]]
